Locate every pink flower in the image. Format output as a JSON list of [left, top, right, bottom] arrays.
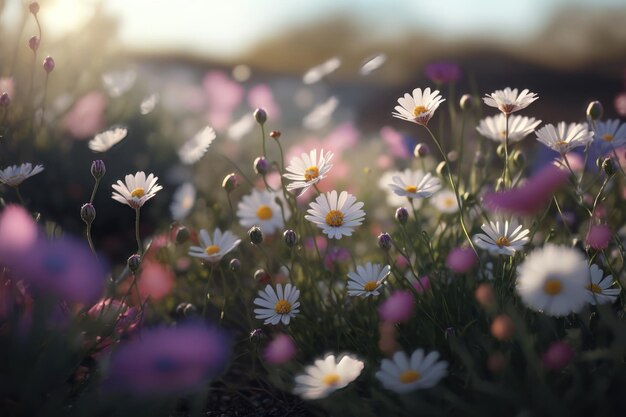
[[412, 276, 431, 293], [203, 71, 244, 131], [136, 260, 175, 302], [248, 84, 280, 120], [106, 323, 230, 395], [0, 77, 15, 99], [0, 205, 38, 259], [380, 126, 411, 159], [323, 246, 351, 270], [379, 291, 415, 323], [542, 341, 575, 370], [585, 224, 612, 250], [483, 164, 569, 215], [446, 247, 477, 273], [263, 333, 296, 364], [63, 92, 107, 139]]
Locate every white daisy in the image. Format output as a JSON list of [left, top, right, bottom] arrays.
[[359, 53, 387, 76], [516, 244, 589, 316], [294, 353, 364, 400], [303, 96, 339, 130], [376, 349, 448, 394], [586, 264, 620, 305], [139, 93, 159, 115], [253, 283, 300, 325], [111, 171, 163, 209], [88, 126, 128, 152], [237, 189, 289, 235], [593, 119, 626, 148], [377, 171, 419, 209], [483, 87, 538, 115], [303, 57, 341, 85], [392, 87, 445, 126], [0, 163, 44, 187], [305, 190, 365, 240], [476, 113, 542, 143], [102, 69, 137, 98], [170, 182, 196, 221], [283, 149, 334, 195], [473, 218, 530, 256], [535, 122, 594, 155], [430, 189, 459, 214], [347, 263, 390, 297], [388, 169, 441, 199], [178, 126, 216, 165], [188, 228, 241, 264]]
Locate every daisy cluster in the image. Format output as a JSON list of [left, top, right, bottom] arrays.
[[1, 28, 625, 417]]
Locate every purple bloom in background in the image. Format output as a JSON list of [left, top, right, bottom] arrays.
[[8, 235, 106, 305], [446, 247, 478, 273], [424, 61, 462, 84], [542, 341, 575, 370], [0, 205, 38, 261], [483, 164, 569, 215], [379, 290, 415, 323], [106, 323, 230, 396], [263, 333, 296, 365], [323, 246, 351, 270], [585, 224, 612, 250]]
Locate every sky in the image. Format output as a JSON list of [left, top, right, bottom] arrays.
[[2, 0, 625, 59]]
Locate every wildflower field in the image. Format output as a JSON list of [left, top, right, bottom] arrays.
[[1, 2, 626, 416]]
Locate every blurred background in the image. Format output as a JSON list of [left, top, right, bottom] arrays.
[[1, 0, 625, 259]]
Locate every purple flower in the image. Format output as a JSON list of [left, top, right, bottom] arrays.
[[106, 323, 230, 396], [379, 290, 415, 323], [483, 164, 569, 215], [7, 235, 106, 305], [542, 341, 575, 370], [263, 333, 296, 365], [323, 246, 351, 270], [446, 247, 477, 273], [585, 224, 612, 250], [424, 61, 462, 84]]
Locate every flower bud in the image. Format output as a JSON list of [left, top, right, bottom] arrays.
[[28, 35, 40, 52], [175, 302, 197, 318], [127, 254, 142, 274], [459, 94, 473, 111], [90, 160, 106, 180], [253, 108, 267, 125], [253, 156, 269, 175], [249, 328, 266, 343], [475, 283, 494, 309], [248, 226, 263, 245], [436, 160, 448, 176], [229, 258, 241, 271], [586, 100, 603, 121], [462, 192, 476, 207], [80, 203, 96, 225], [413, 143, 429, 158], [511, 149, 526, 168], [270, 130, 281, 140], [221, 173, 238, 192], [377, 232, 392, 251], [601, 157, 615, 176], [496, 144, 506, 158], [283, 229, 297, 247], [395, 207, 409, 225], [254, 268, 271, 285], [29, 2, 39, 15], [175, 226, 190, 244], [43, 56, 55, 73], [491, 314, 514, 341], [0, 92, 10, 107]]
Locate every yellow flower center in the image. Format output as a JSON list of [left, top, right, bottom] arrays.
[[325, 209, 344, 227], [363, 281, 378, 292], [399, 370, 421, 384], [413, 105, 428, 117], [130, 187, 145, 198], [205, 245, 220, 255], [496, 236, 510, 247], [256, 205, 273, 221], [543, 279, 562, 296], [304, 165, 320, 182], [322, 373, 340, 386], [405, 185, 417, 193], [555, 140, 569, 147], [274, 299, 291, 314], [443, 197, 456, 208], [499, 130, 507, 138], [586, 283, 603, 294], [602, 133, 614, 142]]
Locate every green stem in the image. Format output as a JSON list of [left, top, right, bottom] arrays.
[[14, 186, 26, 206], [134, 207, 142, 255], [85, 223, 97, 256], [502, 113, 510, 188], [89, 178, 100, 204]]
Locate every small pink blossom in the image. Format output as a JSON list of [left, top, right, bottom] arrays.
[[136, 260, 175, 302], [446, 247, 478, 273], [585, 224, 612, 250], [263, 333, 296, 364], [542, 341, 575, 370], [379, 290, 415, 323], [63, 91, 107, 139], [483, 164, 569, 215], [248, 84, 280, 120], [0, 205, 38, 258], [412, 276, 430, 293]]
